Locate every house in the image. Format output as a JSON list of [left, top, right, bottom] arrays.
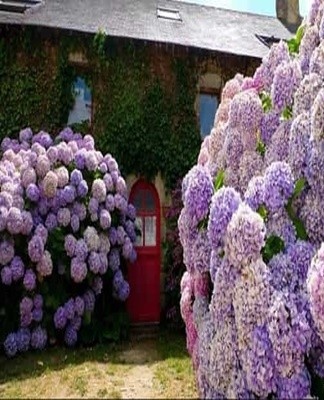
[[0, 0, 297, 325]]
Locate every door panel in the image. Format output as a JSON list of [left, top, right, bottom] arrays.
[[127, 180, 160, 323]]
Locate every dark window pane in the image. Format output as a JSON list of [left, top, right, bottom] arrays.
[[199, 93, 218, 139], [133, 190, 145, 212], [145, 190, 155, 212]]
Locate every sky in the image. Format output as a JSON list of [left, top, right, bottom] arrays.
[[177, 0, 310, 17]]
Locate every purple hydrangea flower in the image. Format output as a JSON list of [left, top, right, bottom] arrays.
[[28, 235, 44, 263], [183, 165, 214, 225], [91, 276, 103, 295], [70, 169, 83, 186], [263, 162, 294, 213], [74, 296, 85, 317], [26, 183, 40, 202], [30, 326, 47, 350], [54, 306, 67, 329], [70, 257, 87, 283], [23, 269, 37, 291], [4, 333, 18, 357], [77, 180, 88, 198], [225, 203, 266, 269], [1, 266, 12, 285], [0, 240, 15, 265], [64, 325, 78, 347], [64, 298, 75, 320], [33, 294, 43, 309], [64, 234, 77, 257], [11, 256, 25, 281], [207, 187, 241, 251], [108, 248, 120, 272], [83, 289, 96, 312], [16, 328, 31, 353]]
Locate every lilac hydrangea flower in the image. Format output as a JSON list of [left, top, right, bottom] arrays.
[[225, 203, 266, 269], [207, 187, 241, 250], [263, 162, 294, 213], [183, 165, 214, 225]]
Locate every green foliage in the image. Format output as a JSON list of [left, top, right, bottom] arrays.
[[95, 52, 200, 191], [256, 137, 266, 157], [260, 91, 272, 113], [287, 25, 305, 55], [257, 204, 268, 221], [0, 29, 75, 141], [286, 177, 308, 240], [282, 106, 293, 120], [262, 235, 285, 264], [214, 169, 225, 191]]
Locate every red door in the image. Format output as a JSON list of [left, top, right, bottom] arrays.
[[127, 180, 161, 323]]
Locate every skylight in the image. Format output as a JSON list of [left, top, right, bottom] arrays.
[[0, 0, 42, 14], [255, 34, 281, 48], [157, 7, 181, 21]]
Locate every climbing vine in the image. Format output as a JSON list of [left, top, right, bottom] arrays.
[[0, 26, 200, 192]]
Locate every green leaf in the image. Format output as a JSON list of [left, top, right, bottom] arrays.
[[256, 138, 266, 157], [282, 106, 293, 120], [214, 169, 224, 191], [262, 235, 285, 264], [83, 310, 92, 326], [293, 177, 306, 197], [257, 204, 268, 221], [260, 91, 272, 113], [287, 25, 305, 55], [198, 217, 208, 231], [285, 177, 308, 240]]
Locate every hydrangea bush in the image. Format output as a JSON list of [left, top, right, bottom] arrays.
[[0, 127, 137, 357], [179, 1, 324, 398]]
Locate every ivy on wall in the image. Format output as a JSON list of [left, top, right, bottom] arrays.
[[0, 26, 200, 192]]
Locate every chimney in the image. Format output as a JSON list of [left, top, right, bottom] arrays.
[[276, 0, 302, 32]]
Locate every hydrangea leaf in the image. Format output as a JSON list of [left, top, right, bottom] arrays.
[[262, 235, 285, 263], [213, 169, 224, 192]]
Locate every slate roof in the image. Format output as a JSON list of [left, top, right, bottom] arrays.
[[0, 0, 293, 59]]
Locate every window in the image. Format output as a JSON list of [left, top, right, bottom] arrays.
[[68, 76, 92, 126], [199, 93, 219, 140], [157, 7, 181, 21], [0, 0, 42, 14]]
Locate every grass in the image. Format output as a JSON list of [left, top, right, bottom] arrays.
[[153, 331, 197, 398], [0, 330, 197, 399]]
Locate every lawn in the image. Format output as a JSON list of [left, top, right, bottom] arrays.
[[0, 330, 197, 399]]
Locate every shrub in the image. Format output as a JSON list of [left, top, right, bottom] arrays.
[[0, 127, 137, 356], [179, 2, 324, 398]]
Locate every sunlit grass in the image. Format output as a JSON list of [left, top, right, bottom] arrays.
[[0, 330, 197, 399]]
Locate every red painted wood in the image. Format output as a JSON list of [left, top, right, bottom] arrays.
[[126, 180, 161, 323]]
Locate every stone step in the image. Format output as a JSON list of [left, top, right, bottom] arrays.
[[130, 323, 160, 340]]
